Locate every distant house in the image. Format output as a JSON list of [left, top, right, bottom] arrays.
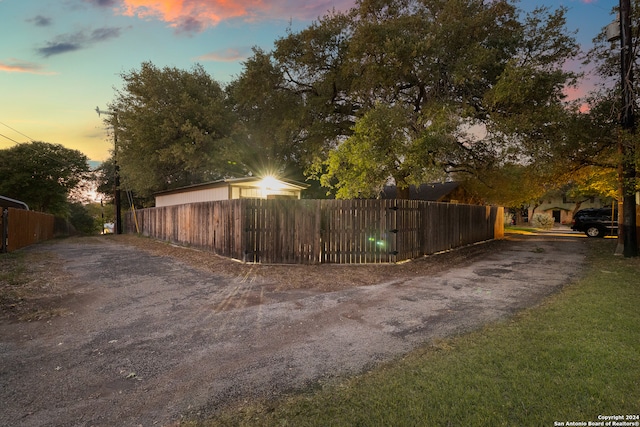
[[530, 193, 609, 225], [154, 177, 309, 208], [380, 182, 479, 204]]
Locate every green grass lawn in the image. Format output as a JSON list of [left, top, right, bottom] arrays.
[[193, 240, 640, 427], [504, 225, 538, 234]]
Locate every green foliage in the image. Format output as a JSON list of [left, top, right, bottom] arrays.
[[105, 0, 619, 203], [566, 168, 619, 202], [463, 93, 624, 208], [581, 0, 640, 200], [94, 158, 116, 201], [251, 0, 580, 197], [109, 62, 236, 199], [319, 103, 446, 198], [225, 48, 309, 181], [462, 163, 555, 208], [0, 141, 90, 215], [67, 202, 100, 235]]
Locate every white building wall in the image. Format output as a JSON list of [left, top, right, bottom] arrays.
[[155, 187, 229, 207]]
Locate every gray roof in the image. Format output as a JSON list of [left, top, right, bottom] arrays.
[[380, 182, 461, 201]]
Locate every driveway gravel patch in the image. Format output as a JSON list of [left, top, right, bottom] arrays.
[[0, 232, 587, 426]]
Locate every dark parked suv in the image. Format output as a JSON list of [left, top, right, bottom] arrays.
[[571, 207, 618, 237]]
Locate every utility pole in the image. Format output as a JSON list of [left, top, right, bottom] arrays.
[[96, 107, 122, 235], [619, 0, 637, 257]]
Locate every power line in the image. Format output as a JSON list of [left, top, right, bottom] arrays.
[[0, 120, 36, 142], [0, 132, 23, 144], [0, 126, 89, 169]]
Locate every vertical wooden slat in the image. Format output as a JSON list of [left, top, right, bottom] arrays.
[[5, 208, 54, 252]]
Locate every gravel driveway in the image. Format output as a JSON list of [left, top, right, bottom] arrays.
[[0, 232, 587, 426]]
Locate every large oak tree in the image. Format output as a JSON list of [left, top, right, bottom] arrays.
[[225, 48, 309, 181], [107, 62, 237, 200], [231, 0, 581, 199]]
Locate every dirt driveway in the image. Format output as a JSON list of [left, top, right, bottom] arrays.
[[1, 231, 588, 426]]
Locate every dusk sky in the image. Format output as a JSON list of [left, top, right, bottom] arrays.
[[0, 0, 619, 164]]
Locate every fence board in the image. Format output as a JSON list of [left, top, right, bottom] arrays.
[[125, 199, 504, 265], [2, 208, 55, 252]]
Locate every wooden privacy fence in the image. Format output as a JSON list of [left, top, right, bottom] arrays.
[[125, 199, 504, 264], [1, 208, 55, 253]]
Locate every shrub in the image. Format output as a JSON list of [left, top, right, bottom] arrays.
[[68, 202, 100, 235], [531, 213, 555, 230]]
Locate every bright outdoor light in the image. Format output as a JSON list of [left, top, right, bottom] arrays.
[[258, 175, 286, 198], [259, 175, 281, 190]]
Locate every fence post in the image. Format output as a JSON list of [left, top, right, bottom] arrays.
[[388, 200, 399, 262], [1, 208, 7, 253]]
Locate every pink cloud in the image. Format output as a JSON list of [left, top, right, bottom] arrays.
[[120, 0, 250, 27], [0, 59, 56, 75], [564, 69, 608, 114], [118, 0, 356, 32]]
